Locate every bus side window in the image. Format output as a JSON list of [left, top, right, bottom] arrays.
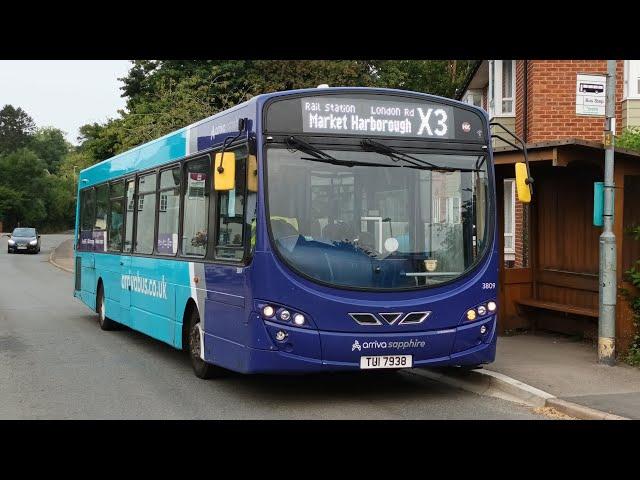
[[182, 156, 210, 257], [108, 181, 125, 252], [157, 167, 181, 256], [215, 149, 247, 261], [79, 187, 96, 251], [134, 172, 157, 254], [124, 180, 135, 253]]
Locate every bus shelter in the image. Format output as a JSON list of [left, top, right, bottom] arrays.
[[493, 139, 640, 351]]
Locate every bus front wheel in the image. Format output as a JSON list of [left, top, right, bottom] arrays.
[[188, 309, 223, 379]]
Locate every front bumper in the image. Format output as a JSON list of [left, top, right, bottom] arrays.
[[8, 244, 38, 252], [203, 315, 497, 374]]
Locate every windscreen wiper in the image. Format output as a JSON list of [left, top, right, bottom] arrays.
[[360, 138, 479, 173], [287, 135, 397, 168]]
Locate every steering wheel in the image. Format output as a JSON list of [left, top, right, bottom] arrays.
[[354, 231, 381, 257]]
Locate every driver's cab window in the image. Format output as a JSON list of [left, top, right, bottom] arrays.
[[215, 146, 252, 261]]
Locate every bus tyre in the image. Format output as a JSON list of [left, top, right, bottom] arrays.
[[188, 309, 221, 379], [97, 285, 117, 331]]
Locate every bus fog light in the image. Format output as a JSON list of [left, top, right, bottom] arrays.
[[466, 309, 477, 321], [477, 305, 487, 316], [262, 305, 275, 318], [293, 313, 305, 326], [480, 325, 487, 335], [487, 301, 497, 312], [279, 310, 291, 321], [275, 330, 287, 342]]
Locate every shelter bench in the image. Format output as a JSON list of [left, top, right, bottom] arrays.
[[514, 298, 599, 332]]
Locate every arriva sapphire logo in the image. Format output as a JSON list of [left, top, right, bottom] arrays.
[[351, 339, 427, 351], [348, 312, 431, 326]]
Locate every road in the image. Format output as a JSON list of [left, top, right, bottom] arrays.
[[0, 234, 546, 419]]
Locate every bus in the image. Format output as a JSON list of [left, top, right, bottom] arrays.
[[74, 87, 532, 378]]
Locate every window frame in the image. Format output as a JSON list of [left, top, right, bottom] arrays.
[[503, 179, 516, 257], [181, 154, 212, 259], [488, 60, 516, 117], [213, 145, 250, 263], [624, 60, 640, 100], [78, 186, 96, 250], [134, 171, 158, 255], [79, 187, 96, 233], [123, 177, 136, 254], [107, 179, 125, 253], [155, 164, 181, 257]]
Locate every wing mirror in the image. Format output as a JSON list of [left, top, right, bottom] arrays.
[[214, 151, 237, 191]]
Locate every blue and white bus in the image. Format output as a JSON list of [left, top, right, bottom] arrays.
[[74, 87, 531, 378]]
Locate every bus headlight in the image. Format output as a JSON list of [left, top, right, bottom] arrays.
[[256, 301, 313, 329], [487, 301, 497, 312], [477, 305, 487, 316], [466, 309, 477, 321]]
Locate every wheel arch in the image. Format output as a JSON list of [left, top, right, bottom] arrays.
[[181, 298, 199, 351]]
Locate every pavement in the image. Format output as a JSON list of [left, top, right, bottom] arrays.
[[49, 236, 74, 272], [0, 234, 548, 419], [489, 332, 640, 419]]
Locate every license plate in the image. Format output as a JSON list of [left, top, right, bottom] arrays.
[[17, 246, 27, 249], [360, 355, 413, 369]]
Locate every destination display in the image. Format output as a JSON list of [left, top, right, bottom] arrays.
[[301, 96, 454, 139], [265, 94, 486, 142]]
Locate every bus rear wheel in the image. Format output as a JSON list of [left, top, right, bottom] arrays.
[[97, 285, 117, 331], [188, 309, 223, 379]]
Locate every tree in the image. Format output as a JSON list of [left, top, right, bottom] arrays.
[[0, 148, 48, 228], [0, 105, 36, 154], [29, 127, 72, 174], [617, 127, 640, 152], [0, 185, 25, 229], [370, 60, 477, 97], [77, 120, 122, 163]]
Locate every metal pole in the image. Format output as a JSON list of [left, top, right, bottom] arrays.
[[598, 60, 617, 365]]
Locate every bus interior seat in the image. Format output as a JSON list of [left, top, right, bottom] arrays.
[[271, 218, 299, 240]]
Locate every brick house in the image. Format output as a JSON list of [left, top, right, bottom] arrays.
[[458, 60, 640, 351]]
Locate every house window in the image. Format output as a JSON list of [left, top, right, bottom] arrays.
[[624, 60, 640, 99], [432, 196, 461, 224], [463, 89, 483, 108], [504, 179, 516, 261], [488, 60, 516, 117], [159, 193, 168, 212]]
